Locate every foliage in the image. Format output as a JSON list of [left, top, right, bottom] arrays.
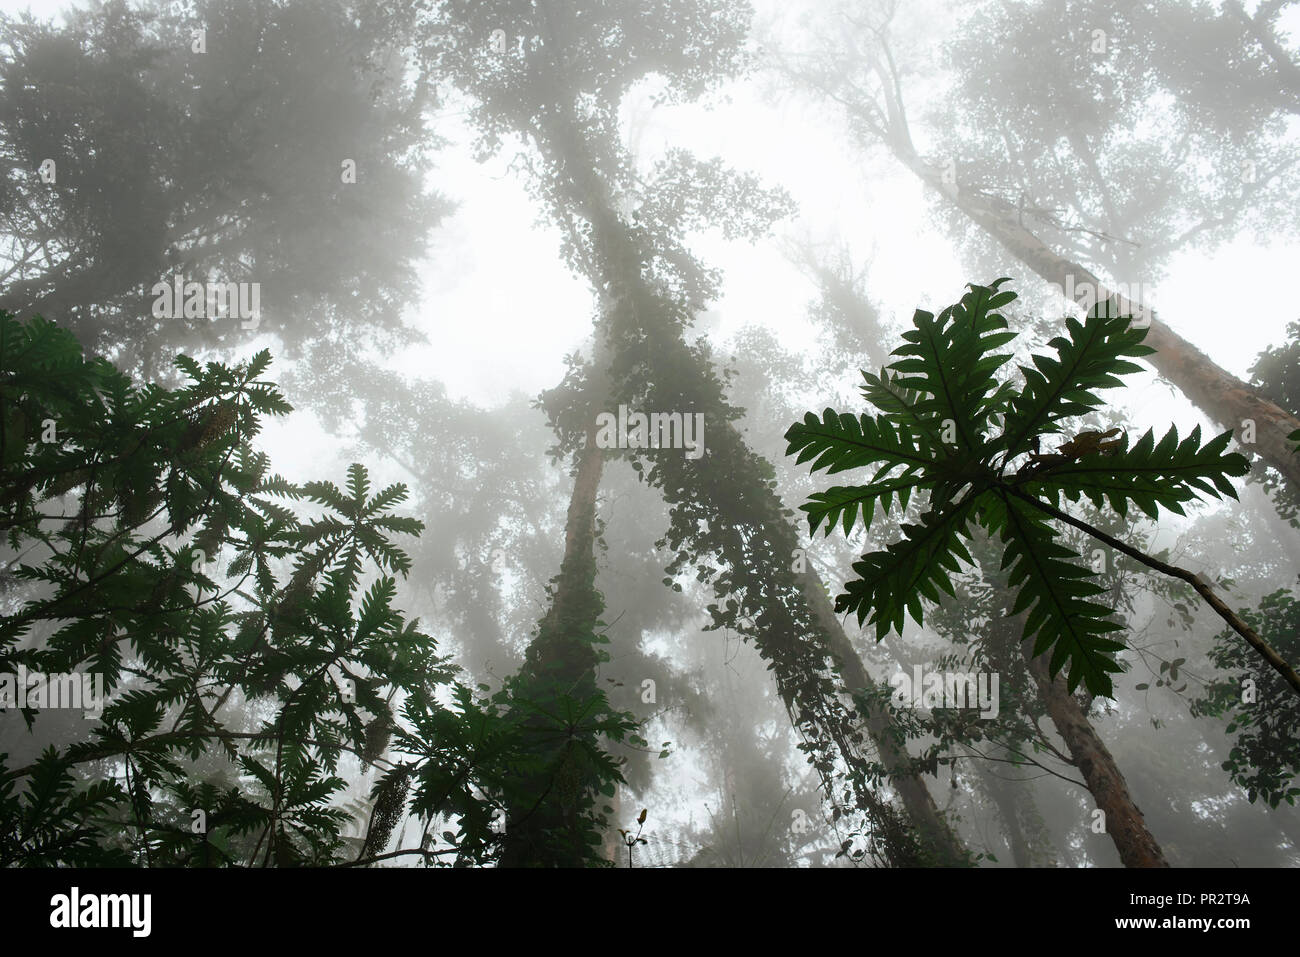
[[932, 0, 1300, 283], [422, 0, 944, 863], [786, 280, 1250, 698], [1191, 589, 1300, 809], [1250, 318, 1300, 525], [0, 311, 633, 866], [0, 0, 443, 376]]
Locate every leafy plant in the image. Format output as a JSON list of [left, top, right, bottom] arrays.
[[618, 806, 649, 868], [0, 311, 633, 866], [1191, 589, 1300, 809], [1248, 318, 1300, 525], [785, 280, 1297, 699]]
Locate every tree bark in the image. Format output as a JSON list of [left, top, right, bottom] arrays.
[[518, 427, 606, 691], [499, 422, 607, 868], [799, 573, 969, 865], [1024, 646, 1169, 868], [895, 146, 1300, 497]]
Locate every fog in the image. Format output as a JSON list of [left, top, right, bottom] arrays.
[[2, 0, 1299, 871]]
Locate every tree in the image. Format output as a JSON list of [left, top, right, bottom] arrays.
[[0, 0, 444, 378], [0, 310, 634, 866], [422, 0, 968, 864], [779, 256, 1212, 865], [1250, 320, 1300, 526], [1191, 588, 1300, 810], [772, 0, 1300, 501], [494, 410, 629, 867], [418, 0, 761, 866], [930, 0, 1300, 282]]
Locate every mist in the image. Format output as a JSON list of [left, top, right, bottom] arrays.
[[2, 0, 1299, 882]]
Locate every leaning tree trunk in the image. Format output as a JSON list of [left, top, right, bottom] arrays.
[[787, 52, 1300, 495], [893, 145, 1300, 496], [975, 760, 1035, 868], [799, 574, 968, 865], [975, 750, 1064, 868], [1024, 647, 1169, 868]]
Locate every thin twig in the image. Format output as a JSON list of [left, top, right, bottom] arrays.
[[1009, 487, 1300, 697]]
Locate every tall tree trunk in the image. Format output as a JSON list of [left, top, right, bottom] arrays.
[[441, 7, 972, 861], [799, 574, 968, 865], [1024, 645, 1169, 868], [974, 755, 1061, 868], [500, 422, 607, 867], [518, 427, 605, 691], [975, 761, 1035, 868], [603, 779, 625, 865], [532, 116, 972, 865]]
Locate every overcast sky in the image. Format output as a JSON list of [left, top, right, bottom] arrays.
[[4, 0, 1297, 465]]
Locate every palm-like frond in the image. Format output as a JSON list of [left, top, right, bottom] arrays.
[[1027, 424, 1249, 519], [788, 281, 1254, 698]]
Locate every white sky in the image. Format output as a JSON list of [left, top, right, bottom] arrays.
[[4, 0, 1297, 467], [5, 0, 1295, 408], [395, 6, 1300, 416]]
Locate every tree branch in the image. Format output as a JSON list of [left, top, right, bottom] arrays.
[[1008, 486, 1300, 697]]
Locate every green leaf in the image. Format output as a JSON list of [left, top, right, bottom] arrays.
[[1029, 425, 1249, 519], [996, 309, 1153, 462], [801, 474, 929, 536], [875, 281, 1019, 458], [838, 496, 976, 638], [988, 492, 1125, 696]]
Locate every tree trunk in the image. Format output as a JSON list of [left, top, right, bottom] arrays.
[[500, 422, 607, 868], [521, 93, 973, 862], [976, 761, 1035, 868], [518, 428, 605, 691], [799, 573, 969, 865], [603, 783, 625, 865], [1024, 645, 1169, 867], [975, 756, 1061, 868], [896, 146, 1300, 496]]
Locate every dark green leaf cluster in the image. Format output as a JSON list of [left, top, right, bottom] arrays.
[[786, 281, 1249, 697], [0, 312, 633, 866], [1191, 589, 1300, 809]]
